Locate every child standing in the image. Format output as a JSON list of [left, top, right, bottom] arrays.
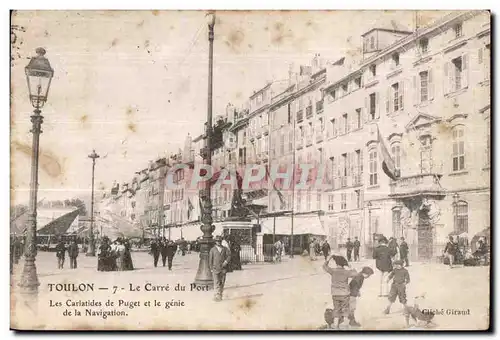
[[348, 266, 374, 327], [323, 255, 357, 329], [384, 260, 410, 314]]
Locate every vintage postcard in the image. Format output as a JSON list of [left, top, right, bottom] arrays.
[[10, 9, 491, 331]]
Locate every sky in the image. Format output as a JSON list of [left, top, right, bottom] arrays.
[[10, 10, 447, 205]]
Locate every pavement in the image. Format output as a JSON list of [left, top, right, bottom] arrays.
[[10, 251, 490, 330]]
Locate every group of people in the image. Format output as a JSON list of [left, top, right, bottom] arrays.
[[55, 238, 80, 269], [97, 236, 134, 271], [323, 235, 413, 329], [344, 237, 362, 262], [443, 235, 489, 268], [323, 255, 374, 329], [150, 237, 178, 270]]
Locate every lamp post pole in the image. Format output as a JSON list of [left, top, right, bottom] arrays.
[[19, 48, 54, 302], [194, 11, 216, 288], [87, 150, 100, 256]]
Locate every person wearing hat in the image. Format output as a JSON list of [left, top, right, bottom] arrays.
[[209, 235, 231, 302], [384, 259, 410, 314], [348, 266, 374, 327], [323, 255, 357, 329], [373, 236, 392, 297]]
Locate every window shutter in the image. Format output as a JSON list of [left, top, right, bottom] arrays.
[[478, 48, 483, 64], [413, 75, 419, 105], [386, 87, 391, 114], [428, 69, 434, 100], [443, 62, 449, 94], [364, 97, 369, 122], [400, 81, 405, 111], [448, 61, 454, 93], [376, 92, 380, 118], [462, 54, 469, 89], [350, 152, 355, 178]]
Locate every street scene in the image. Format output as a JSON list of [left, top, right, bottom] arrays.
[[10, 10, 490, 331]]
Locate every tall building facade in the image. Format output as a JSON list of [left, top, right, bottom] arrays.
[[96, 11, 490, 262], [321, 10, 490, 260]]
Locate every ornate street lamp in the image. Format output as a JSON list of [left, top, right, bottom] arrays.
[[194, 11, 216, 288], [87, 149, 100, 256], [19, 48, 54, 300]]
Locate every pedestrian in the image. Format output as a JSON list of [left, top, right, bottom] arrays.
[[373, 237, 393, 297], [222, 235, 233, 273], [384, 260, 410, 314], [348, 266, 374, 327], [123, 238, 134, 270], [230, 236, 242, 271], [55, 238, 66, 269], [160, 237, 168, 267], [166, 240, 177, 270], [345, 238, 354, 262], [187, 243, 191, 254], [322, 240, 331, 261], [150, 238, 160, 268], [208, 235, 231, 302], [114, 238, 126, 271], [399, 237, 410, 267], [353, 237, 361, 262], [309, 238, 317, 261], [13, 236, 22, 264], [68, 239, 79, 269], [388, 237, 399, 261], [98, 237, 111, 271], [274, 239, 283, 263], [322, 255, 357, 329], [443, 236, 458, 268]]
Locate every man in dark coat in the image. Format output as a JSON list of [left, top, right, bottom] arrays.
[[230, 236, 242, 271], [160, 237, 168, 267], [68, 239, 79, 269], [353, 237, 361, 262], [345, 238, 354, 262], [55, 238, 66, 269], [321, 240, 331, 261], [209, 236, 231, 301], [388, 237, 399, 260], [399, 237, 409, 267], [373, 237, 393, 297], [166, 240, 178, 270], [150, 238, 160, 268]]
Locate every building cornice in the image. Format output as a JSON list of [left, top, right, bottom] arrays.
[[324, 11, 480, 94]]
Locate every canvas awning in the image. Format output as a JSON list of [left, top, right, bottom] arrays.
[[260, 215, 326, 236]]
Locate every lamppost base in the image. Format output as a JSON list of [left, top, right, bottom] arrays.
[[18, 258, 40, 311], [193, 238, 214, 289]]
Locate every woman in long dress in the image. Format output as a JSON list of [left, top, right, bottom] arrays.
[[123, 238, 134, 270], [114, 239, 126, 271], [98, 237, 111, 271]]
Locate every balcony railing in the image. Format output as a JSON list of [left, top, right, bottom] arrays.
[[389, 173, 444, 197]]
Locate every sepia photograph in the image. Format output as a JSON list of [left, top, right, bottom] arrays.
[[9, 9, 491, 331]]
